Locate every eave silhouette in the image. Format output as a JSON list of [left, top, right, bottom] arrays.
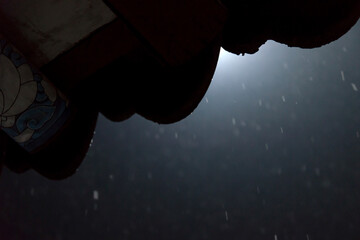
[[0, 0, 359, 179]]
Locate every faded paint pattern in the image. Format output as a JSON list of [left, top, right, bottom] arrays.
[[0, 39, 70, 152]]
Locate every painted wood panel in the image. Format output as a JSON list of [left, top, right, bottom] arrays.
[[0, 0, 116, 66]]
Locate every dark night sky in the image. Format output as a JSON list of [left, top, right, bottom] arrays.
[[1, 22, 360, 240]]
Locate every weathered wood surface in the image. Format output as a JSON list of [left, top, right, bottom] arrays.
[[0, 0, 116, 66]]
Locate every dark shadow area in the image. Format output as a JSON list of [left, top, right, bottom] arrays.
[[0, 3, 360, 239], [0, 0, 359, 179]]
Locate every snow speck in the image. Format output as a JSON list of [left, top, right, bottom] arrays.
[[109, 174, 114, 180], [174, 132, 178, 139], [265, 143, 269, 151], [281, 96, 286, 102], [341, 71, 345, 81], [225, 211, 229, 221], [274, 234, 278, 240], [258, 99, 262, 107], [357, 131, 360, 138], [351, 83, 358, 92], [232, 118, 236, 126], [205, 97, 209, 103], [280, 127, 284, 134], [93, 190, 99, 200]]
